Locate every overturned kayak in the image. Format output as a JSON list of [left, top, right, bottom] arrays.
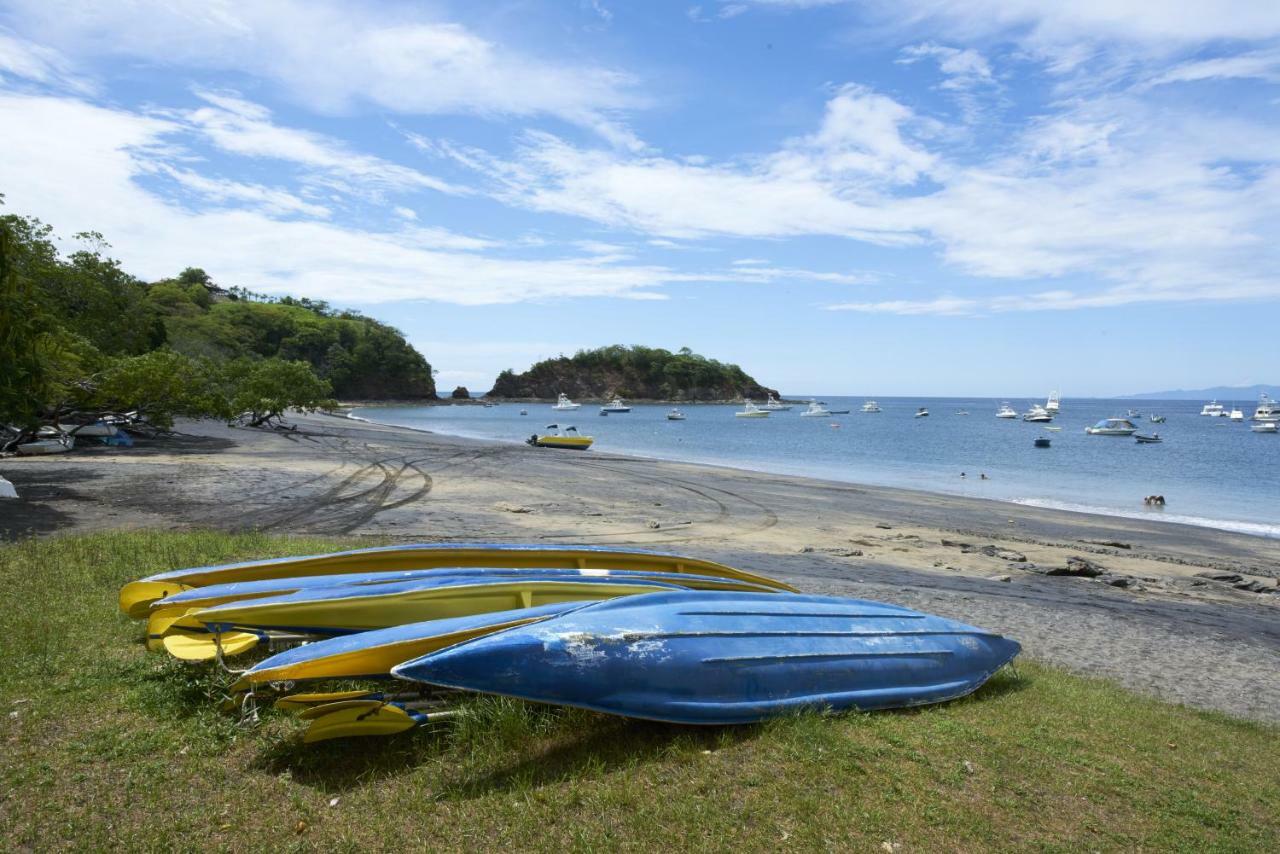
[[120, 543, 795, 617], [232, 601, 587, 690], [393, 590, 1021, 725], [192, 575, 684, 638], [148, 566, 778, 648]]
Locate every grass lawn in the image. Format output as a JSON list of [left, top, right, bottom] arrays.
[[1, 531, 1277, 851]]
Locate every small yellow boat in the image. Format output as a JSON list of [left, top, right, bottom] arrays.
[[527, 424, 593, 450]]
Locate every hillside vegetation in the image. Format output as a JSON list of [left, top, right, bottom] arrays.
[[1, 212, 435, 437], [489, 345, 777, 401]]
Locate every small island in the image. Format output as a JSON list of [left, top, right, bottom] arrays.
[[487, 345, 778, 402]]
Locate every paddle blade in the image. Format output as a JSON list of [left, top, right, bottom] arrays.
[[301, 703, 418, 742], [276, 691, 384, 713], [162, 631, 261, 661]]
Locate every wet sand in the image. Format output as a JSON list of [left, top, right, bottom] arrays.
[[2, 413, 1277, 720]]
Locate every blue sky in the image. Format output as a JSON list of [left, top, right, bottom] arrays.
[[1, 1, 1278, 396]]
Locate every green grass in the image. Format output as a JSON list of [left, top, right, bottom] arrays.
[[1, 531, 1277, 851]]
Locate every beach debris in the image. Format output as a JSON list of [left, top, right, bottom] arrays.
[[799, 546, 815, 553], [874, 523, 893, 530], [646, 520, 661, 529], [0, 476, 16, 499], [818, 547, 863, 557], [990, 575, 1012, 583], [495, 502, 535, 514]]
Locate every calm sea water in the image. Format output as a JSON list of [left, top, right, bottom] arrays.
[[354, 397, 1280, 538]]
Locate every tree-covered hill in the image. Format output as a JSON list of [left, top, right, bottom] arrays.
[[488, 345, 777, 401], [1, 214, 436, 404]]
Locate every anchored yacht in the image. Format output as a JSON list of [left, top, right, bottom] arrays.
[[800, 400, 832, 417], [1252, 393, 1280, 423], [996, 402, 1018, 419], [1200, 400, 1225, 417], [860, 400, 881, 413], [1022, 404, 1053, 423], [1085, 418, 1138, 436], [552, 393, 581, 411], [760, 394, 793, 411], [600, 397, 631, 413], [735, 400, 771, 418]]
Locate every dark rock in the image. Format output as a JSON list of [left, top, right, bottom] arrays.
[[875, 523, 893, 530], [1043, 557, 1105, 578], [646, 520, 661, 529], [799, 546, 815, 553], [1195, 571, 1243, 583], [1101, 575, 1134, 588], [822, 548, 863, 557], [941, 539, 970, 549], [450, 386, 470, 400], [1234, 579, 1278, 594], [1084, 540, 1133, 549]]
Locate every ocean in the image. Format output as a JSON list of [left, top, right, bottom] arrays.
[[353, 396, 1280, 539]]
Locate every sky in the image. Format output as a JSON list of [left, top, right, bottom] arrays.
[[1, 1, 1278, 397]]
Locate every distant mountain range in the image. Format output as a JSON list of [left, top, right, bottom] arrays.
[[1122, 384, 1279, 400]]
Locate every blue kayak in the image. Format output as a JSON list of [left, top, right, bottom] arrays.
[[237, 601, 591, 686], [156, 566, 777, 609], [391, 591, 1021, 724], [192, 574, 688, 635]]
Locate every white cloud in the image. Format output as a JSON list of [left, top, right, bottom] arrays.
[[826, 296, 978, 315], [4, 0, 643, 145], [0, 93, 699, 306], [898, 43, 994, 90], [184, 90, 466, 197], [0, 29, 93, 93], [1143, 49, 1280, 89], [152, 165, 332, 218], [437, 80, 1280, 312], [392, 206, 417, 221]]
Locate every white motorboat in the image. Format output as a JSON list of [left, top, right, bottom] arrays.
[[799, 400, 831, 417], [666, 409, 686, 421], [1200, 400, 1225, 417], [760, 394, 792, 411], [1251, 422, 1277, 433], [955, 410, 970, 416], [860, 400, 881, 413], [1045, 391, 1060, 414], [735, 400, 771, 418], [552, 393, 581, 411], [914, 407, 929, 418], [1229, 406, 1244, 422], [600, 397, 631, 413], [16, 435, 75, 455], [1126, 408, 1143, 419], [1251, 393, 1280, 422], [1022, 404, 1053, 422], [996, 402, 1018, 419], [1085, 418, 1138, 436]]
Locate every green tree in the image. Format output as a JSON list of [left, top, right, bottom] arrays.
[[0, 216, 50, 430], [86, 350, 227, 429], [222, 358, 335, 427]]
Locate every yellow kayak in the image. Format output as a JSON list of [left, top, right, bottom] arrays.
[[119, 544, 796, 617], [191, 576, 680, 636]]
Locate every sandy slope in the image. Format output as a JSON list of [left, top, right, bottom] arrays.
[[3, 412, 1277, 720]]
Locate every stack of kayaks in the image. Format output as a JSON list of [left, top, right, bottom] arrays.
[[120, 544, 1020, 742]]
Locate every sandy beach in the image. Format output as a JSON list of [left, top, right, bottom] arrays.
[[3, 412, 1277, 721]]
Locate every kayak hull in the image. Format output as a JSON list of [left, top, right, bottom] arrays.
[[120, 544, 796, 616], [393, 591, 1021, 725], [192, 576, 683, 636]]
